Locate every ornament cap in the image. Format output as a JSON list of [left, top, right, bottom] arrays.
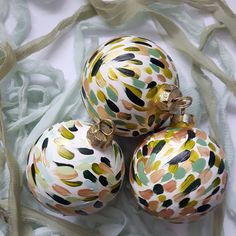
[[87, 119, 115, 149], [170, 114, 196, 128], [154, 84, 192, 114]]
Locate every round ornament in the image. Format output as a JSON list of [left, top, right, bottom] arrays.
[[26, 119, 125, 215], [129, 114, 227, 223], [81, 35, 180, 137]]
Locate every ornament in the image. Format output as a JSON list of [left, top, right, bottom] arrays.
[[26, 119, 125, 215], [81, 35, 181, 137], [129, 99, 227, 223]]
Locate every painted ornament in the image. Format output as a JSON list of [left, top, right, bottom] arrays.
[[81, 35, 180, 137], [129, 114, 227, 223], [26, 119, 125, 215]]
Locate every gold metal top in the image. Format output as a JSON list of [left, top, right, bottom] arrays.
[[153, 84, 192, 114], [172, 96, 193, 114], [87, 119, 115, 149], [154, 85, 195, 128], [170, 114, 196, 128]]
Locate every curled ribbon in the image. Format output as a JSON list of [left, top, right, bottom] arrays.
[[0, 3, 96, 81], [0, 42, 16, 80]]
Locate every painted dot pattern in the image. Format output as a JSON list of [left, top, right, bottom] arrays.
[[26, 120, 125, 215], [81, 36, 179, 137], [129, 127, 227, 223]]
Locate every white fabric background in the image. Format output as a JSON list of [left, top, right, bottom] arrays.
[[5, 0, 235, 235]]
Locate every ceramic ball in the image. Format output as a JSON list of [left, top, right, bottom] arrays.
[[129, 127, 227, 223], [26, 120, 125, 215], [81, 35, 179, 137]]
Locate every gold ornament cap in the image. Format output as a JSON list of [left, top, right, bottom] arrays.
[[170, 114, 196, 128], [154, 84, 192, 114], [87, 119, 115, 149]]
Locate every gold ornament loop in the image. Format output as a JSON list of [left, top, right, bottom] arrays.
[[87, 119, 115, 149], [99, 119, 114, 136], [172, 96, 192, 109]]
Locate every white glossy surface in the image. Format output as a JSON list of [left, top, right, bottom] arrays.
[[26, 120, 124, 215], [81, 35, 178, 136]]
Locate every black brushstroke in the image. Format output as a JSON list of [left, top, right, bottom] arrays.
[[117, 67, 135, 77], [78, 148, 94, 155], [46, 193, 71, 205], [42, 138, 48, 150], [68, 125, 78, 132], [132, 41, 152, 47], [150, 58, 165, 68], [91, 58, 103, 76], [168, 150, 191, 165], [113, 53, 135, 61], [183, 179, 201, 195], [125, 87, 144, 107], [107, 99, 120, 112]]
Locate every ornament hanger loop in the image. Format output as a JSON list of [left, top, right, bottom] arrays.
[[99, 119, 114, 136], [172, 96, 192, 110]]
